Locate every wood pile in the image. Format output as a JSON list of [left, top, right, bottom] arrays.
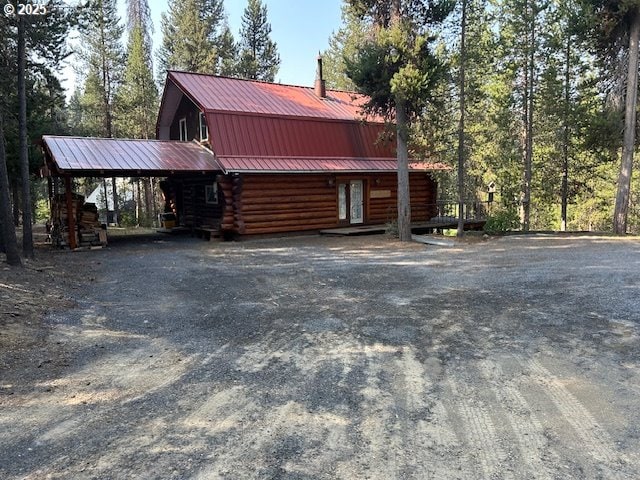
[[50, 193, 82, 248], [78, 203, 105, 248], [50, 195, 107, 249]]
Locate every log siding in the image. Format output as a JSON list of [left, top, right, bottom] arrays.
[[216, 172, 437, 236]]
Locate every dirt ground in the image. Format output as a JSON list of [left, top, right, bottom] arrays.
[[1, 232, 639, 479]]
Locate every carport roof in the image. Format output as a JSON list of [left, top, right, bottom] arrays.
[[42, 135, 222, 176]]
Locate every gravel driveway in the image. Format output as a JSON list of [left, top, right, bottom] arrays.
[[1, 234, 639, 479]]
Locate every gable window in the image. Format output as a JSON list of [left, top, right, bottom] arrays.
[[205, 183, 218, 204], [199, 112, 209, 141], [179, 118, 187, 141]]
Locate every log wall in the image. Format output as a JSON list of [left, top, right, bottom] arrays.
[[218, 172, 438, 235], [169, 175, 224, 228], [238, 174, 337, 235], [368, 173, 438, 224]]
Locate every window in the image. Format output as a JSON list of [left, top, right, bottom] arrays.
[[205, 184, 218, 204], [179, 118, 187, 141], [338, 183, 347, 220], [199, 112, 209, 141]]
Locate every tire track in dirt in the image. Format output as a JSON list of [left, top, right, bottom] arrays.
[[350, 343, 402, 479], [528, 358, 631, 479], [478, 358, 555, 479], [444, 370, 514, 480], [195, 332, 362, 478], [389, 350, 473, 479]]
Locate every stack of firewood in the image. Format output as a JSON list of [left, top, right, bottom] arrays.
[[50, 195, 107, 249], [50, 194, 83, 248], [79, 203, 100, 230], [78, 202, 105, 248]]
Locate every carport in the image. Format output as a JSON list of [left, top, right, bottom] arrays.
[[41, 135, 221, 249]]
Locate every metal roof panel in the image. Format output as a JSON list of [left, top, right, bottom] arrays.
[[216, 156, 447, 174], [43, 136, 221, 173], [206, 113, 396, 159], [168, 71, 383, 122]]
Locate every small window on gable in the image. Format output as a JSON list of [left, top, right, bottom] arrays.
[[199, 112, 209, 141], [179, 118, 187, 141], [205, 183, 218, 204]]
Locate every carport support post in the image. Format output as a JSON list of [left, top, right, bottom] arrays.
[[64, 175, 77, 249]]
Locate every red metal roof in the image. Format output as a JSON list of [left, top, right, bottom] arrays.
[[206, 113, 395, 158], [168, 71, 383, 122], [154, 72, 449, 175], [216, 155, 443, 174], [43, 136, 221, 174]]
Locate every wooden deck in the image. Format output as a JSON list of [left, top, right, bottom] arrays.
[[320, 219, 486, 236]]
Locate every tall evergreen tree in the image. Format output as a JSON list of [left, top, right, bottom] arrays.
[[116, 0, 158, 139], [127, 0, 153, 46], [158, 0, 231, 75], [2, 1, 74, 256], [218, 23, 239, 76], [18, 16, 33, 256], [587, 0, 640, 234], [237, 0, 280, 81], [456, 0, 468, 237], [78, 0, 125, 138], [0, 111, 21, 266], [77, 0, 124, 225], [346, 0, 453, 241], [323, 5, 371, 91]]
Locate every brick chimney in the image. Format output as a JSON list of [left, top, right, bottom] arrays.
[[315, 54, 326, 98]]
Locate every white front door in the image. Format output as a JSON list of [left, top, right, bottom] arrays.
[[349, 180, 364, 224]]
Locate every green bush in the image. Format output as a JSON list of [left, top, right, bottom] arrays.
[[119, 211, 138, 227], [35, 198, 50, 223], [385, 219, 399, 238], [484, 208, 520, 234]]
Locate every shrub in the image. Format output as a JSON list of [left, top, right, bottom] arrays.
[[484, 207, 520, 234], [385, 219, 399, 238]]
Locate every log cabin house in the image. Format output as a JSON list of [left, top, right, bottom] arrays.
[[42, 58, 445, 244], [155, 60, 443, 236]]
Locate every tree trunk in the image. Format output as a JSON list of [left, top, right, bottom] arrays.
[[613, 9, 640, 234], [143, 177, 153, 226], [18, 17, 33, 257], [457, 0, 467, 238], [522, 0, 535, 232], [11, 177, 20, 227], [135, 178, 141, 226], [0, 111, 22, 266], [102, 178, 109, 221], [561, 34, 571, 232], [396, 98, 412, 241], [111, 177, 119, 226]]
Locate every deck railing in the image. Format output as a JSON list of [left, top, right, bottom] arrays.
[[429, 200, 490, 221]]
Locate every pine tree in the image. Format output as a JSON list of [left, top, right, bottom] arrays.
[[587, 0, 640, 234], [116, 0, 158, 139], [78, 0, 125, 138], [237, 0, 280, 82], [218, 23, 239, 76], [2, 0, 74, 257], [158, 0, 231, 75], [323, 5, 371, 91], [0, 110, 21, 266], [346, 0, 452, 241], [456, 0, 468, 237]]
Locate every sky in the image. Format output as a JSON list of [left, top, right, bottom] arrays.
[[61, 0, 344, 97]]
